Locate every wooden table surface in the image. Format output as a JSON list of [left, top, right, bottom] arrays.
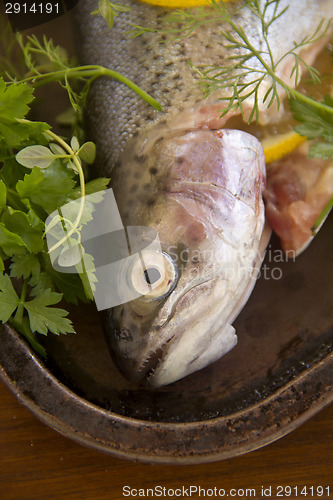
[[0, 381, 332, 500]]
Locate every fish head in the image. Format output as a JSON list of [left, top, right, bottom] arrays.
[[103, 128, 266, 387]]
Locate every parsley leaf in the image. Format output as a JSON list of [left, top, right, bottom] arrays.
[[0, 179, 6, 207], [0, 78, 34, 118], [0, 222, 26, 256], [0, 270, 75, 339], [16, 161, 76, 213], [40, 254, 89, 304], [70, 177, 110, 200], [2, 208, 45, 253], [0, 78, 36, 148], [28, 271, 54, 297], [24, 289, 75, 336], [291, 95, 333, 159], [0, 157, 26, 188], [12, 316, 46, 358], [0, 273, 20, 322]]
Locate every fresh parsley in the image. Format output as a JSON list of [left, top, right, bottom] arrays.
[[0, 76, 102, 354], [0, 4, 161, 356]]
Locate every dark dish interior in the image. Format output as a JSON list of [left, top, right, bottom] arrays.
[[44, 214, 333, 423]]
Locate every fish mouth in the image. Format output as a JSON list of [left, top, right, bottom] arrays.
[[137, 336, 176, 385], [102, 302, 175, 385], [132, 279, 216, 384], [104, 280, 237, 387], [145, 321, 238, 388]]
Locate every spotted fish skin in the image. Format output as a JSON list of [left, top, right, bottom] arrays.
[[75, 0, 204, 172], [74, 0, 332, 174]]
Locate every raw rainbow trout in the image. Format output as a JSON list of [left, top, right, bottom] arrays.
[[74, 0, 332, 386]]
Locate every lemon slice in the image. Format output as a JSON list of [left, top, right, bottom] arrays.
[[262, 131, 307, 164], [138, 0, 230, 7]]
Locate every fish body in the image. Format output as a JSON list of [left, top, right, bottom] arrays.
[[75, 0, 332, 172], [74, 0, 333, 386]]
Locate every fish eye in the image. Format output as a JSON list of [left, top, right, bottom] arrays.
[[129, 251, 178, 302]]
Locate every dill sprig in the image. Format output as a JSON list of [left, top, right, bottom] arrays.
[[131, 0, 332, 124], [5, 34, 162, 113], [198, 2, 331, 122], [129, 2, 232, 39]]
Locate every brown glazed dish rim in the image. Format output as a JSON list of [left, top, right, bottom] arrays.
[[0, 323, 332, 464]]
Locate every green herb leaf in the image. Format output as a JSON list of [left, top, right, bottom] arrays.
[[0, 78, 34, 119], [0, 115, 33, 148], [29, 271, 54, 296], [76, 252, 97, 301], [0, 79, 36, 148], [24, 289, 75, 335], [134, 1, 331, 124], [3, 33, 161, 114], [308, 142, 333, 159], [12, 316, 46, 358], [0, 179, 6, 208], [70, 177, 110, 200], [47, 268, 89, 304], [16, 145, 56, 169], [78, 141, 96, 164], [0, 157, 26, 188], [0, 20, 161, 352], [0, 273, 20, 322], [291, 95, 333, 160], [16, 162, 76, 212], [70, 136, 80, 152], [49, 143, 66, 156], [2, 209, 45, 253], [10, 254, 41, 280], [0, 222, 26, 256]]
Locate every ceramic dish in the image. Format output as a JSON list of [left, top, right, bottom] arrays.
[[0, 216, 332, 464]]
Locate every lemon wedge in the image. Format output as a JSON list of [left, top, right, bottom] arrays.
[[262, 131, 306, 164], [138, 0, 230, 7]]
